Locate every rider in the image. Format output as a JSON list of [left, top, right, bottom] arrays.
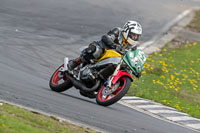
[[67, 20, 142, 72]]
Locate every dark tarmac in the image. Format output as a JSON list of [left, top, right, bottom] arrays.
[[0, 0, 200, 132]]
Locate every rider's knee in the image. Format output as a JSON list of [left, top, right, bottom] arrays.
[[81, 42, 104, 62]]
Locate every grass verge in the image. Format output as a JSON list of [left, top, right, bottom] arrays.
[[127, 10, 200, 119], [0, 102, 96, 133], [128, 42, 200, 118]]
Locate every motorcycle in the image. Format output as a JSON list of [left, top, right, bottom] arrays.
[[49, 46, 146, 106]]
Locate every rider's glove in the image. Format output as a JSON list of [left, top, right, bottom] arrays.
[[115, 45, 121, 52]]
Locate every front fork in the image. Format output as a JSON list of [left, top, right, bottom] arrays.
[[107, 59, 123, 88], [107, 59, 134, 88]]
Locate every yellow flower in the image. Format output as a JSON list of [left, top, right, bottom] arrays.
[[194, 85, 198, 88], [157, 80, 164, 85], [174, 72, 179, 76], [193, 42, 197, 46], [171, 75, 175, 80], [193, 80, 197, 84], [170, 85, 175, 89], [193, 88, 197, 91], [163, 49, 167, 52], [162, 67, 169, 73], [145, 63, 152, 69], [160, 75, 166, 79], [142, 71, 147, 74], [2, 124, 6, 128], [175, 87, 180, 91]]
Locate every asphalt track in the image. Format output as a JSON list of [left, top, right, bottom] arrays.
[[0, 0, 200, 132]]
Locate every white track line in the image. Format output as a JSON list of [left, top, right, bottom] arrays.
[[124, 99, 150, 104], [135, 104, 167, 109], [186, 123, 200, 130], [166, 116, 200, 121]]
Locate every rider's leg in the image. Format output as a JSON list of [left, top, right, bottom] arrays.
[[67, 42, 104, 70]]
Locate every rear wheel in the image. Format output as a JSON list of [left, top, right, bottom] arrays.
[[49, 64, 73, 92], [96, 77, 131, 106]]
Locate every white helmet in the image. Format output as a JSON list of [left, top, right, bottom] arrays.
[[122, 21, 142, 45]]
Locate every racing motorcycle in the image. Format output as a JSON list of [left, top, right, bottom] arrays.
[[49, 46, 146, 106]]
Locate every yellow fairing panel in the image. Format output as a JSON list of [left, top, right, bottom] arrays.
[[97, 49, 121, 61]]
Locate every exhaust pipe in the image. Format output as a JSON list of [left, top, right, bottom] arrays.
[[65, 72, 100, 92]]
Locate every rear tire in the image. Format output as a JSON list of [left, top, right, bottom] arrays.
[[49, 64, 73, 92], [96, 77, 131, 106]]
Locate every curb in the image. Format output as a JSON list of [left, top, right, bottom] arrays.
[[119, 8, 200, 132], [120, 97, 200, 132]]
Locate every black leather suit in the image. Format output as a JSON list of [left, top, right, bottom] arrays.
[[80, 27, 124, 63]]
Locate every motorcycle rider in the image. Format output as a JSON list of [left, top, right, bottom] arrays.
[[67, 20, 143, 73]]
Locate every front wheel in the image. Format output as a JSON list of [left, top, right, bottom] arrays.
[[49, 64, 73, 92], [96, 77, 131, 106]]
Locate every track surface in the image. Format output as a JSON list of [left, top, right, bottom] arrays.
[[0, 0, 200, 132]]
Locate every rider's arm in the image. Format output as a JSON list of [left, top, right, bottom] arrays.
[[101, 28, 120, 49]]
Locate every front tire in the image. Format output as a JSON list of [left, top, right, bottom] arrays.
[[96, 77, 131, 106], [49, 64, 73, 92]]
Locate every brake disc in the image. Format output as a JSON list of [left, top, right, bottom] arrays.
[[102, 82, 120, 96]]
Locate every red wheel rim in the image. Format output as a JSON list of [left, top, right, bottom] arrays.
[[52, 65, 68, 85], [98, 77, 126, 101]]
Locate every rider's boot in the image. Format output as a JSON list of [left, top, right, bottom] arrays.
[[67, 58, 81, 70]]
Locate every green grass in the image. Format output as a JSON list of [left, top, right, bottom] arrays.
[[127, 42, 200, 118], [187, 10, 200, 32], [0, 102, 96, 133]]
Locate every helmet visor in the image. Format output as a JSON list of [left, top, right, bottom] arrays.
[[128, 32, 141, 41]]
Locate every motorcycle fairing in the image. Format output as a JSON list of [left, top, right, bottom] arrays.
[[123, 49, 146, 75], [96, 49, 121, 61], [95, 57, 121, 67]]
